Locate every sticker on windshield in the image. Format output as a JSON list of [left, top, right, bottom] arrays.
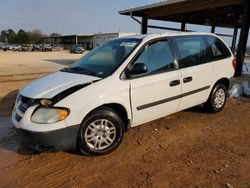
[[120, 42, 137, 47]]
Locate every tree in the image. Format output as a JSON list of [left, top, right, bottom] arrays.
[[17, 29, 29, 44], [0, 29, 48, 44], [0, 30, 8, 43], [7, 29, 17, 43], [27, 29, 45, 44], [0, 29, 17, 43]]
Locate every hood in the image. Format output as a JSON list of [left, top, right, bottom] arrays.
[[20, 71, 100, 99]]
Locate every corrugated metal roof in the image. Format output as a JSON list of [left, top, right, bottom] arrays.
[[119, 0, 185, 15], [119, 0, 245, 28]]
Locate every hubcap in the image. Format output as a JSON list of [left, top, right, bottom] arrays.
[[214, 88, 225, 109], [84, 119, 116, 150]]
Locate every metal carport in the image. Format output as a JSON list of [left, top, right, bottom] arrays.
[[119, 0, 250, 76]]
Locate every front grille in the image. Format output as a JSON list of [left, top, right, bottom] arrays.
[[14, 95, 39, 122], [18, 101, 32, 114], [15, 113, 22, 122]]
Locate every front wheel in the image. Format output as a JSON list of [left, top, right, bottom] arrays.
[[77, 107, 124, 156], [204, 83, 227, 113]]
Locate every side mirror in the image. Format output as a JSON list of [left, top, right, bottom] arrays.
[[129, 63, 148, 76]]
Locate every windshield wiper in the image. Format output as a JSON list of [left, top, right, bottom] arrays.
[[62, 67, 96, 76]]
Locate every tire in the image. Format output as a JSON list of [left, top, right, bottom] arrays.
[[204, 83, 227, 113], [77, 107, 124, 156]]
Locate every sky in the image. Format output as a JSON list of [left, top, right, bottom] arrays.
[[0, 0, 159, 34], [0, 0, 249, 46]]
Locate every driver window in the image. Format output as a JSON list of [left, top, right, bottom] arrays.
[[133, 40, 174, 75]]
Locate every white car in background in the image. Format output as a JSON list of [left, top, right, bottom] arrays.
[[12, 32, 235, 155], [12, 44, 22, 51]]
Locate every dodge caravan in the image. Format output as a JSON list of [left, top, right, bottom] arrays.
[[12, 32, 235, 155]]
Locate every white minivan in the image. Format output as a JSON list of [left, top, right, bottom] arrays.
[[12, 32, 235, 155]]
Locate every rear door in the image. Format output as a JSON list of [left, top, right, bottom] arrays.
[[173, 35, 213, 110], [129, 39, 182, 126]]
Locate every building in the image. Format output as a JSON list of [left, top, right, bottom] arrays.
[[44, 32, 137, 50]]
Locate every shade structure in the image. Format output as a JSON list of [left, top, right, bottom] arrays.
[[119, 0, 250, 76]]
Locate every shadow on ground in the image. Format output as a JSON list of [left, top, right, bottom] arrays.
[[184, 105, 206, 113], [0, 90, 18, 117], [0, 90, 38, 155]]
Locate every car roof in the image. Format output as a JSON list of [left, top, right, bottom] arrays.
[[121, 31, 217, 41]]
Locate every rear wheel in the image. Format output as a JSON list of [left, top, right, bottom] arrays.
[[204, 83, 227, 113], [77, 107, 124, 156]]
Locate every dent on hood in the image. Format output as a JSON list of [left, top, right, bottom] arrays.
[[19, 71, 101, 99]]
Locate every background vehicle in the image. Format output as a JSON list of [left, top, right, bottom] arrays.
[[12, 32, 235, 156], [70, 45, 85, 53], [32, 44, 52, 52], [21, 44, 33, 51], [12, 44, 22, 51], [41, 44, 52, 52], [51, 44, 62, 51], [0, 43, 6, 50], [4, 44, 13, 51], [32, 44, 42, 51]]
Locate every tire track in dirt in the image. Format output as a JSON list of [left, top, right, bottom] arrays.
[[0, 99, 249, 187]]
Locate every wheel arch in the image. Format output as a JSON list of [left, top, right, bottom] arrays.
[[205, 77, 230, 102], [83, 103, 130, 132], [204, 77, 229, 113], [213, 77, 230, 90]]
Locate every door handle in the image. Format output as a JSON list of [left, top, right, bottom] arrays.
[[169, 79, 180, 87], [183, 77, 192, 83]]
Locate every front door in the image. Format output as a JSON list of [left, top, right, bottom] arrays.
[[129, 39, 182, 126]]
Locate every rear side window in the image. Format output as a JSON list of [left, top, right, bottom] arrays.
[[206, 36, 231, 60], [173, 36, 210, 68]]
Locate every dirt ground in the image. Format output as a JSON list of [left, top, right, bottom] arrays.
[[0, 51, 249, 188]]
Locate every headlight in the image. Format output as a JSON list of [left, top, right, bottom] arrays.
[[31, 107, 69, 124], [40, 99, 53, 106]]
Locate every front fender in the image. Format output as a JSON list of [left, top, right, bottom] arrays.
[[55, 78, 131, 127]]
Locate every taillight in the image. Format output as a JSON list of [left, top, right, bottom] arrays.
[[232, 58, 237, 70]]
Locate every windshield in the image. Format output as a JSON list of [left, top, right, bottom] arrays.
[[61, 38, 141, 78]]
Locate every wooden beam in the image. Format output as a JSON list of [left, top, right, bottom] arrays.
[[231, 27, 238, 54], [181, 22, 186, 31], [153, 5, 242, 28], [235, 0, 250, 76], [211, 25, 216, 33], [141, 17, 148, 34], [145, 0, 242, 19]]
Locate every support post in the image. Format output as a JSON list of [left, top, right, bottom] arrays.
[[231, 27, 238, 54], [141, 17, 148, 34], [181, 22, 186, 31], [211, 25, 215, 33], [235, 0, 250, 76], [75, 35, 78, 45]]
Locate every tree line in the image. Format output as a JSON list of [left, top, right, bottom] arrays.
[[0, 29, 61, 44]]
